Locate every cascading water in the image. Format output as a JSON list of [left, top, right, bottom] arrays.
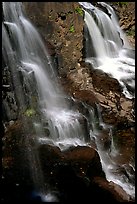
[[98, 2, 132, 49], [79, 2, 135, 199], [80, 2, 135, 99], [2, 2, 89, 201], [2, 2, 135, 201]]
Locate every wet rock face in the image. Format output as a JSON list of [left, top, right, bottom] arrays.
[[3, 2, 134, 126], [62, 59, 135, 167], [38, 144, 134, 202], [6, 2, 134, 127], [2, 64, 18, 122], [110, 2, 135, 47], [2, 121, 132, 202], [63, 61, 134, 124], [23, 2, 84, 77], [1, 119, 131, 202], [2, 62, 39, 130]]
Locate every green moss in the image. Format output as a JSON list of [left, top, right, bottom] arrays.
[[25, 108, 36, 117], [120, 2, 128, 6], [75, 7, 84, 16], [114, 2, 128, 6], [69, 25, 75, 33], [126, 29, 135, 36]]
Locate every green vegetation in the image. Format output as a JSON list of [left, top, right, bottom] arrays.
[[75, 7, 84, 16], [69, 25, 75, 32], [127, 29, 135, 36], [114, 2, 128, 6], [119, 2, 128, 6], [25, 108, 36, 117]]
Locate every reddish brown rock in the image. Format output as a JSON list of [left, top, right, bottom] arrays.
[[38, 144, 103, 178], [2, 120, 134, 202], [92, 177, 132, 202], [111, 2, 135, 47], [23, 2, 84, 77]]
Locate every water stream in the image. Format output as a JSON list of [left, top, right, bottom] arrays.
[[80, 2, 135, 99], [2, 2, 135, 201]]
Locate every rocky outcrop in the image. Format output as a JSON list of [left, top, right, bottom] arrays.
[[110, 2, 135, 47], [4, 2, 135, 129], [23, 2, 135, 123], [23, 2, 84, 77], [2, 122, 133, 202], [2, 63, 18, 123], [62, 60, 135, 166]]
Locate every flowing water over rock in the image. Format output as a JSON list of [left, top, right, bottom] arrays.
[[80, 2, 135, 99], [2, 2, 135, 201]]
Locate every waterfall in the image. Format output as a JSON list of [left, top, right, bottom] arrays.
[[2, 2, 135, 201], [97, 2, 132, 49], [3, 2, 89, 148], [3, 2, 89, 201], [84, 10, 108, 59], [80, 2, 135, 99]]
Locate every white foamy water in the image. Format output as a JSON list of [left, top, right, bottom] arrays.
[[86, 55, 135, 99], [2, 2, 89, 199], [80, 2, 135, 99], [90, 96, 135, 200], [100, 158, 135, 199], [37, 108, 88, 150]]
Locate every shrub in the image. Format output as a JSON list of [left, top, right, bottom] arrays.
[[75, 7, 84, 16], [69, 25, 75, 32]]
